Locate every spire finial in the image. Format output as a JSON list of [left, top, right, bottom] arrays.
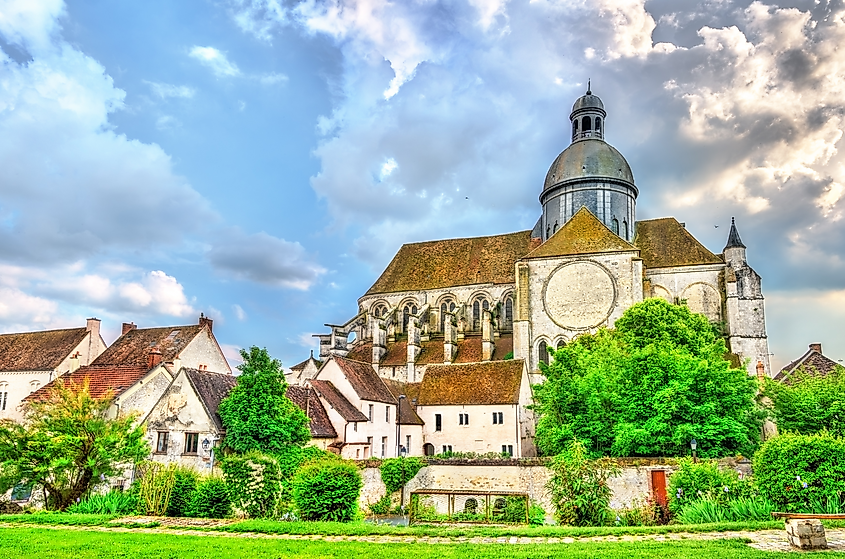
[[586, 79, 591, 95], [725, 216, 746, 250]]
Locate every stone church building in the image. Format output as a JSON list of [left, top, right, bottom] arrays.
[[298, 88, 770, 457]]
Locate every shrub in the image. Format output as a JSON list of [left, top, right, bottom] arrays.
[[66, 490, 136, 515], [186, 477, 231, 519], [292, 461, 362, 522], [753, 431, 845, 512], [221, 452, 281, 518], [166, 467, 199, 517], [379, 457, 425, 494], [547, 439, 620, 526], [275, 445, 338, 515], [528, 501, 547, 525], [135, 462, 176, 516], [614, 498, 660, 526], [667, 458, 748, 514], [675, 495, 775, 523], [367, 495, 391, 515]]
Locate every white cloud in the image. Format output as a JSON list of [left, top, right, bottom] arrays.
[[259, 72, 288, 85], [220, 343, 245, 368], [189, 45, 241, 77], [233, 304, 247, 321], [155, 115, 180, 130], [0, 0, 64, 55], [144, 80, 196, 99]]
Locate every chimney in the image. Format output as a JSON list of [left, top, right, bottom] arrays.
[[86, 318, 101, 335], [69, 352, 80, 373], [122, 322, 137, 336], [809, 343, 822, 354], [756, 361, 766, 383], [199, 313, 213, 332], [148, 348, 163, 369]]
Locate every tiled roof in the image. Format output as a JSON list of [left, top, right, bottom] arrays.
[[0, 327, 89, 372], [382, 379, 424, 425], [334, 356, 397, 404], [774, 345, 841, 384], [289, 354, 322, 372], [418, 360, 525, 406], [492, 335, 514, 360], [634, 218, 723, 268], [454, 336, 483, 363], [365, 230, 535, 295], [93, 325, 204, 366], [310, 379, 369, 422], [287, 385, 337, 438], [185, 368, 237, 432], [381, 341, 408, 366], [28, 364, 151, 401], [416, 339, 445, 365], [345, 341, 373, 362], [523, 207, 636, 259]]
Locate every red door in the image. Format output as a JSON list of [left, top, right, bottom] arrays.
[[651, 470, 668, 508]]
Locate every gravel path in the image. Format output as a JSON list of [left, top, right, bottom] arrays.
[[3, 521, 844, 552]]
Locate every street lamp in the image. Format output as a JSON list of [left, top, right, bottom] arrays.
[[690, 438, 698, 464], [396, 395, 408, 515], [203, 436, 220, 472]]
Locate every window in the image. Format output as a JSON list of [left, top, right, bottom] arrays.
[[406, 435, 411, 454], [442, 445, 453, 454], [553, 221, 558, 234], [356, 449, 361, 459], [372, 304, 387, 319], [492, 412, 504, 425], [184, 433, 199, 455], [386, 406, 391, 422], [367, 437, 373, 458], [472, 300, 480, 330], [572, 118, 579, 140], [0, 383, 7, 411], [458, 413, 469, 425], [402, 303, 419, 332], [353, 422, 358, 432], [156, 432, 169, 454], [582, 116, 592, 134], [539, 340, 549, 365], [439, 299, 457, 332], [29, 380, 40, 393], [435, 414, 442, 431], [612, 218, 619, 235], [381, 436, 387, 458], [464, 498, 478, 514], [595, 116, 602, 133], [503, 296, 513, 330], [368, 404, 374, 422], [623, 220, 629, 240], [502, 445, 514, 457]]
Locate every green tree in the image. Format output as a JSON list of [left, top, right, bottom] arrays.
[[218, 346, 310, 454], [546, 439, 620, 526], [0, 378, 148, 510], [762, 367, 845, 436], [534, 298, 764, 458]]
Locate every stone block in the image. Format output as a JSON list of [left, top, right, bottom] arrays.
[[785, 519, 827, 549]]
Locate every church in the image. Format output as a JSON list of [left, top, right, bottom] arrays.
[[294, 88, 771, 458]]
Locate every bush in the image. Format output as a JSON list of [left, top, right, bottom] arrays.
[[379, 457, 425, 494], [292, 461, 362, 522], [675, 495, 775, 524], [135, 462, 176, 516], [221, 452, 281, 518], [367, 495, 391, 515], [275, 445, 338, 515], [614, 499, 661, 526], [547, 439, 620, 526], [166, 467, 199, 517], [186, 477, 231, 519], [66, 490, 136, 515], [667, 458, 749, 514], [753, 431, 845, 512]]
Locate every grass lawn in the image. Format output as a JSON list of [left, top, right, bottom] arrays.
[[0, 527, 792, 558]]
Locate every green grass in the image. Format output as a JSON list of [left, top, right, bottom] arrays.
[[0, 513, 116, 526], [0, 527, 791, 558]]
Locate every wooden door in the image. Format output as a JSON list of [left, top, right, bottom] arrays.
[[651, 470, 668, 508]]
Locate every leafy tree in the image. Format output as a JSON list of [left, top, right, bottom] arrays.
[[546, 439, 620, 526], [762, 367, 845, 437], [218, 346, 310, 454], [534, 298, 764, 458], [0, 378, 148, 510]]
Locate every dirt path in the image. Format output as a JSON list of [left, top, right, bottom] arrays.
[[2, 521, 842, 552]]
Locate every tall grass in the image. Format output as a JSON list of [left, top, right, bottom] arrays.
[[676, 496, 774, 524], [66, 490, 136, 515]]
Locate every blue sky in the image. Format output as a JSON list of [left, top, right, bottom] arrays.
[[1, 0, 844, 370]]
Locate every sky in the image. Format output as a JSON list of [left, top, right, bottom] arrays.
[[0, 0, 843, 371]]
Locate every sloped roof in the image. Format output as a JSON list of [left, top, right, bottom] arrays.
[[365, 230, 536, 295], [634, 218, 723, 268], [381, 379, 424, 425], [492, 335, 514, 361], [333, 356, 397, 404], [418, 360, 525, 406], [454, 336, 483, 363], [93, 325, 204, 367], [774, 345, 842, 384], [416, 339, 445, 365], [523, 207, 636, 260], [28, 364, 151, 401], [0, 327, 89, 372], [290, 353, 322, 372], [346, 341, 373, 362], [185, 368, 237, 432], [287, 385, 337, 438], [381, 340, 408, 366], [724, 217, 746, 250], [310, 379, 369, 422]]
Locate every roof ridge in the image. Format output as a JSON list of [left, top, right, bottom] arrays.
[[399, 229, 532, 247]]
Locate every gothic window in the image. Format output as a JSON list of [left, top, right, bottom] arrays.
[[472, 300, 480, 330], [623, 220, 629, 240], [538, 341, 549, 365], [372, 304, 388, 319], [503, 296, 513, 330], [612, 218, 619, 235], [582, 116, 592, 136], [553, 221, 558, 234], [557, 340, 566, 351], [595, 116, 602, 133], [403, 306, 410, 332], [439, 299, 456, 332]]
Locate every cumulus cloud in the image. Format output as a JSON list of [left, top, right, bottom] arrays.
[[145, 80, 196, 99], [208, 230, 326, 289], [189, 45, 241, 77], [0, 0, 64, 55]]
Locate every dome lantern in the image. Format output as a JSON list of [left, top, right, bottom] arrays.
[[570, 80, 607, 142]]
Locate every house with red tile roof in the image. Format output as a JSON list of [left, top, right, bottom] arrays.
[[0, 318, 105, 420], [774, 343, 843, 384]]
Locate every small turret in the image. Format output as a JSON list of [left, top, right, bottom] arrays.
[[723, 217, 747, 265], [570, 80, 607, 142]]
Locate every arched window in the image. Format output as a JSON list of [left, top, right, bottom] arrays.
[[612, 218, 619, 235], [582, 116, 592, 135], [372, 304, 387, 319], [402, 306, 410, 332], [472, 300, 481, 330], [552, 221, 558, 234], [539, 341, 549, 365], [595, 116, 602, 133], [503, 296, 513, 330], [464, 498, 478, 514], [572, 119, 579, 140], [622, 220, 629, 240], [557, 340, 566, 351]]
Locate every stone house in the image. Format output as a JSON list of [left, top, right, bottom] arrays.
[[415, 360, 535, 457], [0, 318, 105, 420], [287, 351, 322, 386], [774, 343, 842, 384], [285, 385, 338, 450]]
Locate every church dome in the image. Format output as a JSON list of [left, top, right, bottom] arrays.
[[571, 92, 604, 113], [543, 138, 634, 191]]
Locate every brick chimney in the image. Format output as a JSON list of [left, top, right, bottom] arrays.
[[199, 313, 213, 332], [756, 361, 766, 383], [69, 352, 80, 373], [122, 322, 137, 336], [148, 348, 163, 369], [809, 343, 822, 354]]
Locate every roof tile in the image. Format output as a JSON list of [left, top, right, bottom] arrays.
[[634, 218, 723, 268], [310, 379, 369, 422], [93, 325, 204, 367], [419, 360, 525, 406], [523, 207, 636, 259], [334, 356, 397, 404], [0, 327, 89, 372], [286, 385, 337, 438], [184, 368, 237, 432]]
